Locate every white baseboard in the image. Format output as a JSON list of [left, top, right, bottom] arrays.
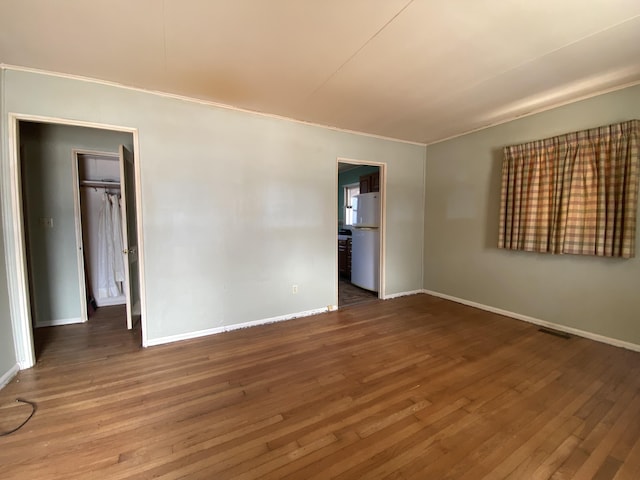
[[422, 289, 640, 353], [383, 289, 424, 300], [35, 317, 84, 328], [145, 306, 329, 347], [95, 297, 126, 307], [0, 363, 19, 390]]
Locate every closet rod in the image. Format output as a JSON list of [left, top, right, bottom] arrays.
[[80, 180, 121, 189]]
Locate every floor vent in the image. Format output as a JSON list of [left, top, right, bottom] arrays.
[[538, 327, 571, 339]]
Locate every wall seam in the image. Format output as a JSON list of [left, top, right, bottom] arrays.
[[422, 145, 427, 290]]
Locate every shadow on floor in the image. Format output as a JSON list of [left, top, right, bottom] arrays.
[[33, 305, 140, 365]]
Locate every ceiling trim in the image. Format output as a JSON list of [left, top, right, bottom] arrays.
[[425, 78, 640, 146], [0, 63, 427, 147], [3, 64, 638, 148]]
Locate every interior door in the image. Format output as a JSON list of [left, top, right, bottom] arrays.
[[118, 145, 140, 329]]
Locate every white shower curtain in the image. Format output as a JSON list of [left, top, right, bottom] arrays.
[[97, 192, 125, 298]]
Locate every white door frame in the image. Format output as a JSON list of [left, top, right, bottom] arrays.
[[336, 157, 387, 306], [71, 149, 123, 324], [3, 113, 148, 369]]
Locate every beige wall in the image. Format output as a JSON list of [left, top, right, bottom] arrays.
[[424, 84, 640, 346]]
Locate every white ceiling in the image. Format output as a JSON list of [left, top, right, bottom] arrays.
[[1, 0, 639, 144]]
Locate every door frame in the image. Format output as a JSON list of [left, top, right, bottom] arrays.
[[4, 113, 148, 369], [336, 157, 387, 306], [72, 149, 124, 324]]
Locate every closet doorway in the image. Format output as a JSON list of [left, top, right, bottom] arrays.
[[74, 148, 140, 329]]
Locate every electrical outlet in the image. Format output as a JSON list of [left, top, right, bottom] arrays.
[[292, 284, 298, 294]]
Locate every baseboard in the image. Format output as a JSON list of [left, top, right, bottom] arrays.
[[384, 289, 424, 300], [422, 289, 640, 353], [18, 360, 32, 370], [0, 364, 19, 390], [35, 317, 84, 328], [95, 297, 126, 307], [145, 306, 329, 347]]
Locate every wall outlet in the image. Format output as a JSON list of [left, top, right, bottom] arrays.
[[40, 217, 54, 228], [292, 284, 298, 294]]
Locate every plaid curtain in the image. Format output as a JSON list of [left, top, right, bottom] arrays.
[[498, 119, 640, 258]]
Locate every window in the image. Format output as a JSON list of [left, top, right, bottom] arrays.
[[344, 184, 360, 226], [498, 119, 639, 258]]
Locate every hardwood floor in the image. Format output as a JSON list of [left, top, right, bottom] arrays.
[[338, 278, 378, 307], [1, 295, 639, 479]]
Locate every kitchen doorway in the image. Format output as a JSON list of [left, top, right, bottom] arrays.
[[336, 158, 385, 307]]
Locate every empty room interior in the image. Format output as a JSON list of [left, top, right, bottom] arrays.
[[0, 2, 639, 479]]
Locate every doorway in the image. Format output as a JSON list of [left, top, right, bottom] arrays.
[[7, 116, 146, 367], [337, 159, 385, 307], [74, 149, 143, 330]]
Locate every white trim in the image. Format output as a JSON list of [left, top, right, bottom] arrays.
[[95, 297, 126, 307], [336, 158, 386, 302], [72, 150, 91, 323], [4, 64, 639, 148], [4, 115, 36, 368], [146, 307, 329, 347], [7, 112, 137, 134], [383, 289, 424, 300], [0, 64, 426, 147], [35, 317, 83, 328], [72, 148, 121, 322], [422, 289, 640, 353], [0, 364, 20, 389], [334, 162, 339, 308], [132, 132, 149, 347], [3, 113, 148, 367]]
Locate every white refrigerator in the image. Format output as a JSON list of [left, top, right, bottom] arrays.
[[351, 192, 380, 292]]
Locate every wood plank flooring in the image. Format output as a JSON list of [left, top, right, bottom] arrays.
[[338, 278, 378, 307], [1, 296, 639, 479]]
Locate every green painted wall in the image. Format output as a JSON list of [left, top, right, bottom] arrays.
[[0, 213, 16, 380], [1, 68, 426, 349], [424, 84, 640, 346], [337, 165, 379, 226]]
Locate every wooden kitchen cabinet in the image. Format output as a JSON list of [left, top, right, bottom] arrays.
[[338, 238, 352, 279], [359, 171, 380, 193]]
